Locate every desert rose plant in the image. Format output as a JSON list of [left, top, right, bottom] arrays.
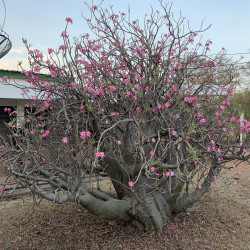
[[0, 2, 249, 232]]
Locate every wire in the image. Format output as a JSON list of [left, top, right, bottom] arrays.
[[0, 0, 6, 31], [209, 52, 250, 56]]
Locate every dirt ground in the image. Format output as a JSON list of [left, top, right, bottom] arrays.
[[0, 162, 249, 250]]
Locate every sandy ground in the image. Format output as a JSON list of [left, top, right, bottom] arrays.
[[0, 162, 249, 249]]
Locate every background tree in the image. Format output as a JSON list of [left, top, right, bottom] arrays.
[[1, 2, 249, 232]]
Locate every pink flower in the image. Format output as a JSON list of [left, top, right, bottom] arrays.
[[150, 150, 155, 156], [128, 181, 134, 187], [213, 175, 217, 180], [34, 66, 40, 72], [61, 31, 68, 38], [62, 137, 69, 143], [238, 171, 242, 177], [211, 140, 216, 146], [65, 17, 73, 24], [215, 111, 219, 117], [92, 5, 97, 10], [172, 85, 178, 91], [242, 148, 247, 153], [1, 76, 8, 82], [116, 140, 121, 145], [95, 151, 105, 158], [109, 86, 116, 93], [0, 187, 5, 193], [80, 105, 85, 110], [42, 130, 50, 138], [217, 148, 221, 153], [48, 48, 53, 54], [230, 116, 236, 122], [50, 70, 56, 77], [171, 130, 177, 136], [123, 78, 130, 84], [150, 166, 155, 172], [232, 164, 237, 169], [151, 138, 156, 143], [165, 171, 175, 177], [194, 160, 198, 165], [218, 157, 223, 162], [199, 118, 207, 125], [233, 181, 238, 185], [186, 137, 190, 142], [79, 131, 91, 139]]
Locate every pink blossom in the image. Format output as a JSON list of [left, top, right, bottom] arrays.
[[61, 31, 68, 38], [211, 140, 216, 146], [79, 131, 91, 139], [116, 140, 121, 145], [92, 5, 97, 10], [48, 48, 53, 54], [217, 148, 221, 153], [186, 137, 190, 142], [199, 118, 207, 125], [50, 70, 56, 77], [150, 166, 155, 172], [171, 130, 177, 136], [233, 181, 238, 185], [238, 171, 242, 177], [123, 78, 130, 84], [42, 130, 50, 138], [109, 86, 116, 93], [62, 137, 69, 143], [218, 157, 223, 162], [59, 45, 67, 51], [215, 111, 219, 117], [128, 181, 134, 187], [0, 187, 5, 193], [230, 116, 236, 122], [80, 105, 85, 110], [151, 138, 156, 143], [1, 76, 8, 82], [34, 66, 40, 72], [242, 148, 247, 153], [171, 85, 178, 91], [213, 175, 217, 180], [65, 17, 73, 24], [232, 164, 237, 169], [194, 160, 198, 165], [165, 171, 175, 177], [95, 151, 105, 158], [150, 150, 155, 156]]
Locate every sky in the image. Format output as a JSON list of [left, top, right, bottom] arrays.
[[1, 0, 250, 72]]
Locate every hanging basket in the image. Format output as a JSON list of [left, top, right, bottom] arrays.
[[0, 33, 12, 59]]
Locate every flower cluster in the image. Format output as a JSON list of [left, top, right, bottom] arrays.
[[95, 151, 105, 158], [79, 131, 91, 139]]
